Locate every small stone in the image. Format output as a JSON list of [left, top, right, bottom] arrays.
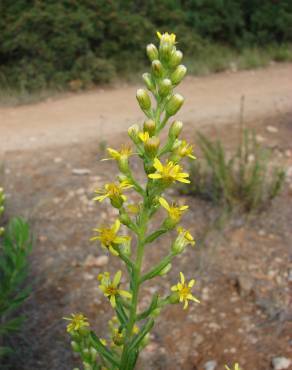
[[76, 188, 86, 195], [285, 149, 291, 158], [272, 357, 291, 370], [236, 275, 254, 297], [258, 229, 266, 236], [83, 272, 95, 280], [54, 157, 63, 163], [266, 125, 278, 133], [84, 255, 109, 268], [204, 360, 217, 370], [72, 168, 91, 176], [256, 134, 266, 143]]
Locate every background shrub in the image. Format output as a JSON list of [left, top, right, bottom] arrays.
[[0, 0, 291, 92]]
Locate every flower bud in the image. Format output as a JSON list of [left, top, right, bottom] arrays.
[[142, 73, 155, 91], [0, 227, 4, 236], [151, 60, 163, 78], [166, 94, 184, 116], [158, 78, 172, 97], [150, 308, 161, 318], [169, 292, 180, 304], [171, 65, 187, 85], [90, 347, 98, 362], [159, 263, 172, 276], [172, 236, 185, 255], [169, 121, 183, 139], [83, 362, 92, 370], [128, 124, 140, 143], [169, 50, 183, 67], [159, 42, 172, 62], [119, 211, 131, 227], [71, 341, 80, 352], [0, 206, 4, 216], [136, 89, 151, 111], [145, 136, 160, 157], [146, 43, 158, 61], [143, 119, 156, 136], [140, 333, 150, 349]]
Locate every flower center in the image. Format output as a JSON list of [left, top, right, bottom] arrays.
[[180, 284, 190, 299], [105, 285, 118, 296]]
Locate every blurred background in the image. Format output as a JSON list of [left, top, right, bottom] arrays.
[[0, 1, 292, 370]]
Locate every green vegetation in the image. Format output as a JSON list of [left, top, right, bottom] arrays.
[[0, 188, 32, 359], [0, 0, 292, 95], [181, 127, 285, 212]]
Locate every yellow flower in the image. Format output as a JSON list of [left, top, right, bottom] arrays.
[[177, 226, 195, 246], [148, 158, 190, 184], [157, 31, 176, 45], [159, 197, 188, 223], [63, 313, 89, 333], [106, 146, 132, 161], [93, 180, 133, 208], [176, 140, 196, 159], [98, 270, 132, 308], [225, 364, 241, 370], [91, 219, 130, 256], [171, 272, 200, 309], [138, 131, 150, 143]]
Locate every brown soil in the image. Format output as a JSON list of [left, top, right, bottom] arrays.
[[0, 65, 292, 370]]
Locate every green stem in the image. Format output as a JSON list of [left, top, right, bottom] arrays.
[[119, 206, 148, 369]]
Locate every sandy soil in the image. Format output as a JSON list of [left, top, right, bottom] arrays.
[[1, 63, 292, 153], [0, 66, 292, 370]]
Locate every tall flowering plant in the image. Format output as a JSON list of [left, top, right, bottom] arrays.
[[65, 32, 200, 370]]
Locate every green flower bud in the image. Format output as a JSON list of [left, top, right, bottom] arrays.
[[169, 292, 180, 304], [142, 73, 155, 91], [169, 50, 183, 67], [140, 333, 150, 349], [166, 94, 184, 116], [128, 124, 140, 143], [119, 211, 132, 227], [150, 308, 161, 318], [71, 341, 80, 353], [0, 227, 4, 236], [168, 121, 183, 139], [83, 362, 92, 370], [151, 60, 163, 78], [158, 78, 172, 97], [159, 42, 172, 62], [90, 347, 98, 362], [146, 43, 158, 61], [143, 119, 156, 136], [136, 89, 151, 111], [159, 263, 172, 276], [171, 65, 187, 85], [145, 136, 160, 157]]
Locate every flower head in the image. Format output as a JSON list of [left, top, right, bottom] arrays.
[[94, 180, 133, 208], [64, 313, 89, 333], [98, 270, 132, 308], [159, 197, 188, 224], [177, 226, 195, 246], [138, 131, 150, 143], [171, 272, 200, 309], [106, 146, 132, 161], [225, 364, 241, 370], [105, 146, 133, 173], [91, 219, 130, 256], [148, 158, 190, 184], [176, 140, 196, 159], [157, 31, 176, 45]]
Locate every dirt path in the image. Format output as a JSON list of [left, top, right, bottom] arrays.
[[1, 63, 292, 153]]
